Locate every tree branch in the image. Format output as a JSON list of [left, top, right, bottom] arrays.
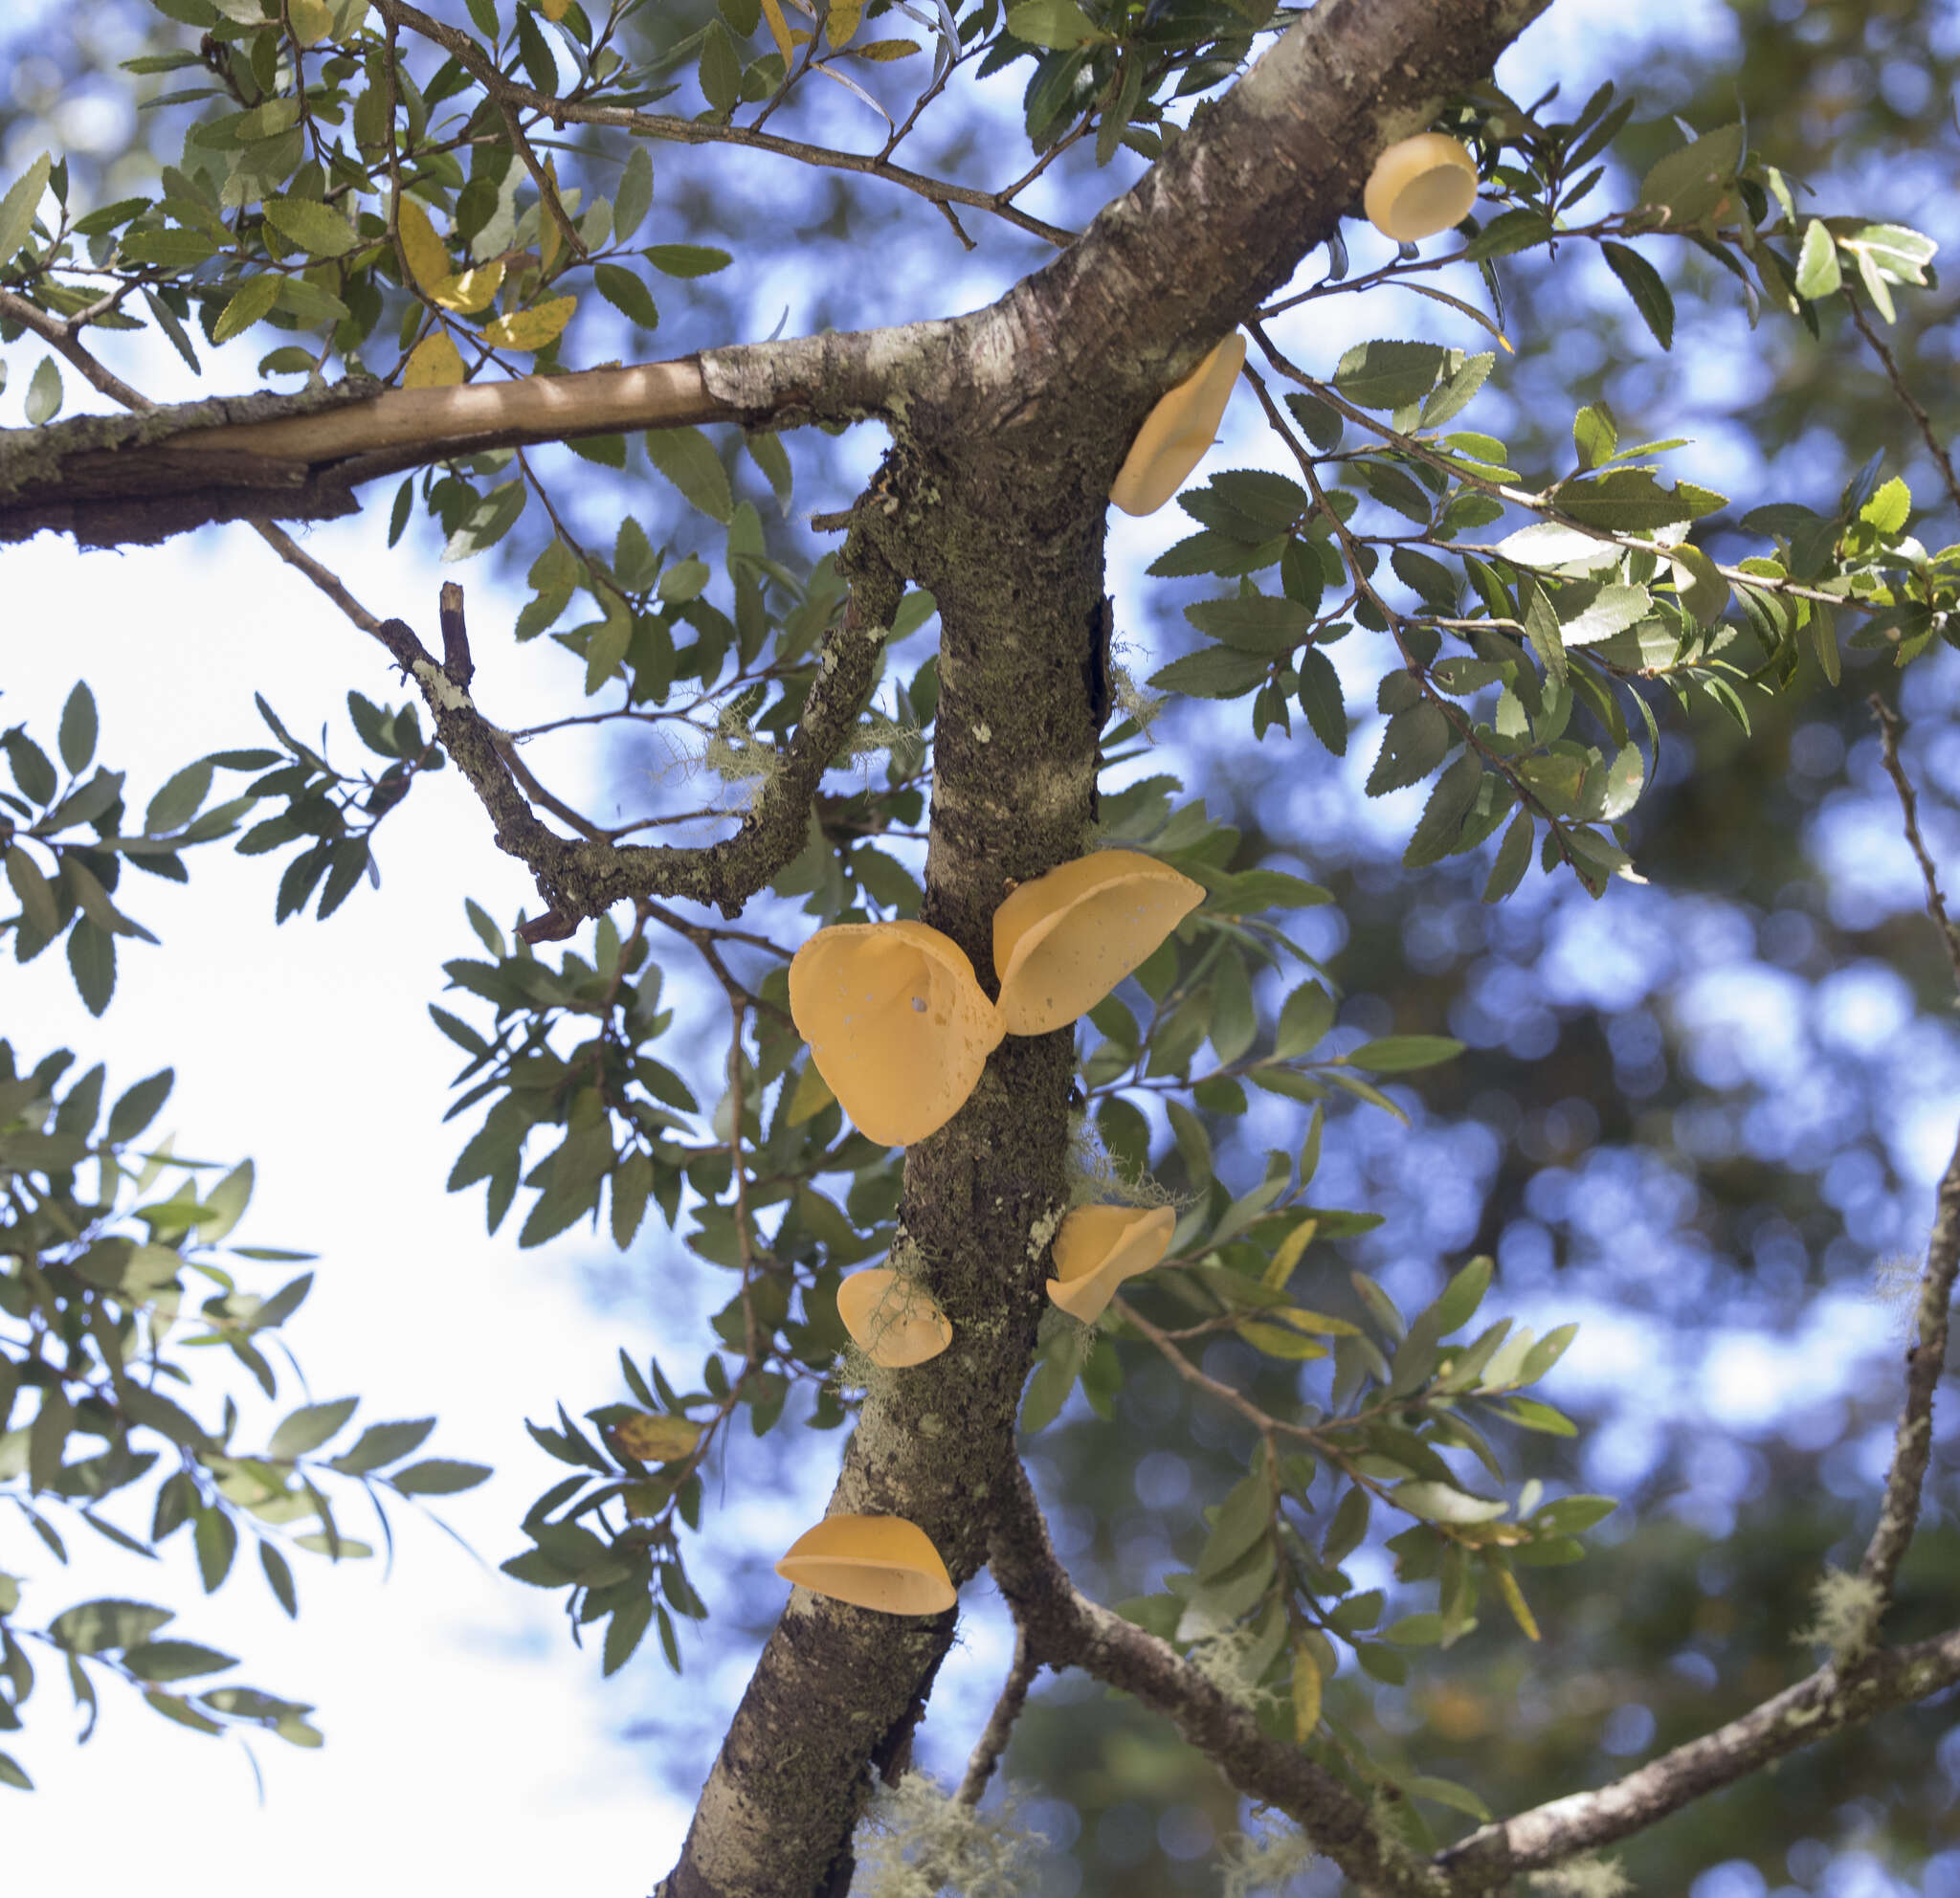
[[956, 1627, 1037, 1808], [988, 1457, 1440, 1898], [1435, 1627, 1960, 1888], [378, 525, 904, 927]]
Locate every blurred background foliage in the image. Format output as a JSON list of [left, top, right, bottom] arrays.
[[3, 0, 1958, 1892]]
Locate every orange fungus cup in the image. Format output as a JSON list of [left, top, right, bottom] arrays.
[[1046, 1203, 1177, 1324], [836, 1267, 954, 1369], [1363, 133, 1479, 243], [1109, 332, 1247, 518], [774, 1513, 957, 1616], [992, 850, 1205, 1038], [790, 920, 1004, 1146]]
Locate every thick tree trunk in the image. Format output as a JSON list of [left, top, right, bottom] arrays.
[[658, 4, 1551, 1890]]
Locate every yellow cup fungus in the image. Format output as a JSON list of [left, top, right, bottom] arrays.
[[1363, 133, 1480, 243], [993, 850, 1205, 1038], [774, 1513, 957, 1616], [836, 1267, 954, 1369], [790, 920, 1005, 1146], [1046, 1203, 1177, 1324], [1109, 332, 1248, 518]]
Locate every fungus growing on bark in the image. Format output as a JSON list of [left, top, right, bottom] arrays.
[[1046, 1203, 1177, 1323], [836, 1267, 954, 1369], [790, 920, 1004, 1145], [1109, 332, 1248, 518], [993, 851, 1205, 1037], [1363, 133, 1480, 242], [774, 1513, 957, 1615]]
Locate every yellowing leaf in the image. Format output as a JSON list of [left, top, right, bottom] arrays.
[[1236, 1320, 1329, 1361], [849, 36, 921, 56], [606, 1413, 701, 1463], [404, 331, 465, 389], [1260, 1217, 1318, 1289], [1493, 1562, 1541, 1641], [394, 193, 450, 291], [758, 0, 795, 63], [431, 259, 505, 314], [481, 296, 575, 349], [1290, 1641, 1323, 1743], [289, 0, 336, 43], [540, 158, 563, 276], [826, 0, 862, 45], [539, 0, 572, 14]]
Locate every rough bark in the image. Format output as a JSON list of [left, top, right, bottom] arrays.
[[657, 3, 1551, 1891]]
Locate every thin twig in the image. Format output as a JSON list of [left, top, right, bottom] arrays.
[[1844, 292, 1960, 523], [252, 522, 392, 644], [956, 1628, 1036, 1807], [1868, 694, 1960, 989], [373, 0, 1074, 247], [1853, 693, 1960, 1622]]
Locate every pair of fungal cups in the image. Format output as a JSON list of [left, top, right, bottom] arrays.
[[1107, 132, 1480, 522], [789, 847, 1200, 1352]]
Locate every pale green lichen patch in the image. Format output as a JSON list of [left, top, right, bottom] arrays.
[[1530, 1856, 1635, 1898], [1219, 1820, 1323, 1898], [853, 1771, 1035, 1898], [1794, 1567, 1886, 1662]]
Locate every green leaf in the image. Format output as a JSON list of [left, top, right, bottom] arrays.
[[0, 152, 52, 267], [260, 1542, 299, 1616], [0, 1752, 32, 1792], [1478, 805, 1529, 904], [1794, 218, 1841, 301], [1184, 592, 1310, 656], [1006, 0, 1100, 43], [1365, 702, 1450, 796], [1392, 1480, 1506, 1525], [1331, 341, 1447, 410], [642, 244, 733, 278], [145, 759, 213, 835], [1295, 647, 1346, 754], [1402, 749, 1481, 869], [698, 19, 742, 111], [1861, 476, 1910, 536], [50, 1598, 175, 1655], [390, 1458, 493, 1495], [1555, 582, 1651, 648], [122, 1640, 236, 1683], [1430, 1256, 1492, 1335], [645, 427, 733, 523], [1197, 1473, 1271, 1580], [329, 1418, 436, 1474], [614, 146, 655, 242], [268, 1396, 358, 1461], [25, 355, 61, 426], [1669, 544, 1728, 627], [1636, 121, 1744, 225], [212, 275, 280, 344], [262, 196, 358, 257], [1147, 646, 1269, 700], [58, 682, 98, 775], [107, 1069, 174, 1142], [603, 1591, 654, 1675], [1348, 1035, 1462, 1074], [594, 262, 659, 330], [5, 845, 59, 939], [68, 920, 116, 1016], [1599, 240, 1675, 351]]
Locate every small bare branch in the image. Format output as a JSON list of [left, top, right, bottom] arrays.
[[382, 524, 903, 928], [956, 1628, 1037, 1808], [988, 1459, 1437, 1898]]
